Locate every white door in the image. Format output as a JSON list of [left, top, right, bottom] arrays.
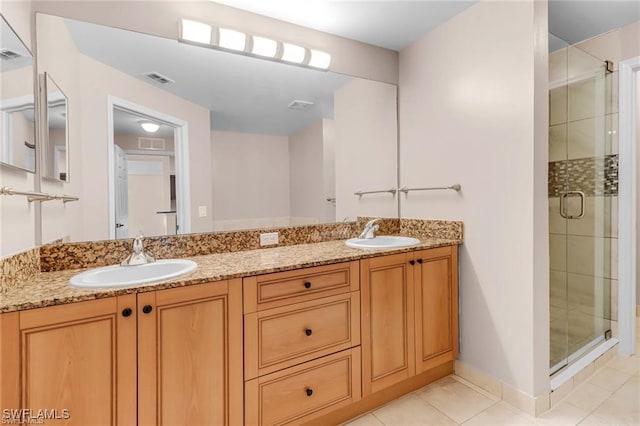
[[114, 145, 129, 239]]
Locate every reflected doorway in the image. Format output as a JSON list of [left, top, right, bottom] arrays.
[[107, 97, 190, 239]]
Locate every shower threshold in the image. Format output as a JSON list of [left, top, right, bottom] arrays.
[[550, 336, 618, 390]]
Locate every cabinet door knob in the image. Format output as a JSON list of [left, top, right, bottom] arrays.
[[417, 258, 423, 264], [305, 328, 313, 336], [409, 260, 415, 265], [305, 388, 313, 397], [303, 281, 312, 289], [122, 308, 132, 317], [142, 305, 153, 314]]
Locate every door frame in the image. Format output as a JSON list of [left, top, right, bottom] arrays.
[[618, 56, 639, 355], [107, 96, 191, 239]]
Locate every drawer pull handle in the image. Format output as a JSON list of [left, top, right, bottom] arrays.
[[142, 305, 153, 314], [417, 258, 423, 264], [122, 308, 132, 317], [305, 388, 313, 397], [409, 260, 415, 265], [305, 328, 313, 336], [303, 281, 312, 289]]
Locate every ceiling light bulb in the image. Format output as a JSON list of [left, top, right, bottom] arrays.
[[140, 121, 160, 133], [180, 19, 212, 44], [251, 36, 278, 58], [308, 49, 331, 69], [218, 28, 247, 51], [281, 43, 306, 64]]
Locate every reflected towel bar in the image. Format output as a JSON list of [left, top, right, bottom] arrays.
[[0, 186, 79, 203], [354, 189, 397, 197], [399, 184, 461, 194]]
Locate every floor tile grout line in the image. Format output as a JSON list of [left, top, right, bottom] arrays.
[[412, 387, 493, 425]]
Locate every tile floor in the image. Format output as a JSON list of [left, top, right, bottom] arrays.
[[344, 317, 640, 425]]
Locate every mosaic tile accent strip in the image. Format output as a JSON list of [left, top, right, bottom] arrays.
[[548, 154, 618, 197], [400, 219, 464, 241], [1, 247, 40, 293]]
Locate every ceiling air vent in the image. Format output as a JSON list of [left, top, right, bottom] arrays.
[[138, 137, 166, 151], [0, 49, 21, 61], [143, 72, 175, 85], [288, 100, 314, 110]]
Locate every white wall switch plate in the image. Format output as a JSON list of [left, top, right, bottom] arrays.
[[260, 232, 279, 246], [198, 206, 207, 217]]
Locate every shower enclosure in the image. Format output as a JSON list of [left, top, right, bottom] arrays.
[[548, 34, 618, 375]]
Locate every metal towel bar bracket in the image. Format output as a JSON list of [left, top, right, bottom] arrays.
[[0, 186, 79, 203], [399, 184, 461, 194]]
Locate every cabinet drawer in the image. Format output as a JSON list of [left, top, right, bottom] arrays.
[[245, 293, 360, 378], [245, 347, 361, 426], [243, 261, 359, 312]]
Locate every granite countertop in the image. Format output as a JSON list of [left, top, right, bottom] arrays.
[[0, 237, 461, 313]]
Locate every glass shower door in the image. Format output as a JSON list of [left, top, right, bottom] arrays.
[[549, 34, 616, 374]]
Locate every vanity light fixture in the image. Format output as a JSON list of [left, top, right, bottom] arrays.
[[281, 42, 306, 64], [218, 27, 247, 51], [140, 121, 160, 133], [178, 18, 331, 70], [179, 18, 212, 45], [251, 36, 278, 58]]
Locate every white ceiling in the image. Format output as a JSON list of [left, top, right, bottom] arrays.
[[211, 0, 477, 51]]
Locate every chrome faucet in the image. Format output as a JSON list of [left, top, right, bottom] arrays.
[[121, 232, 155, 266], [358, 219, 380, 239]]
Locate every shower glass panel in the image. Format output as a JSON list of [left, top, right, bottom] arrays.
[[549, 33, 615, 375]]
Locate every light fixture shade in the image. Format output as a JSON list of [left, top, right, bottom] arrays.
[[140, 121, 160, 133], [308, 49, 331, 70], [218, 28, 247, 51], [251, 36, 278, 58], [180, 19, 212, 44], [281, 42, 306, 64]]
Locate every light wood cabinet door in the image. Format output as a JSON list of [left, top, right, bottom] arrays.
[[4, 296, 137, 425], [414, 246, 458, 373], [137, 279, 243, 426], [245, 348, 361, 426], [361, 253, 415, 396]]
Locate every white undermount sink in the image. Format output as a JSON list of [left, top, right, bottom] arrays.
[[345, 235, 421, 249], [69, 259, 198, 289]]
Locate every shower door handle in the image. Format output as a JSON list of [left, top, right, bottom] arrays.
[[560, 191, 585, 219]]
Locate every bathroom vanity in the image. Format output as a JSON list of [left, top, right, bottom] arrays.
[[0, 236, 459, 426]]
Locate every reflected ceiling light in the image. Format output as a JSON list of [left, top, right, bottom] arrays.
[[251, 36, 278, 58], [218, 28, 247, 51], [308, 49, 331, 70], [281, 42, 306, 64], [180, 19, 212, 44], [140, 121, 160, 133]]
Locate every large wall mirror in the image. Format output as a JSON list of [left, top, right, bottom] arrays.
[[36, 13, 398, 243], [0, 14, 36, 173]]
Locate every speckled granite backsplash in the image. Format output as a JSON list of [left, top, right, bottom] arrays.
[[0, 218, 463, 277], [1, 248, 40, 293]]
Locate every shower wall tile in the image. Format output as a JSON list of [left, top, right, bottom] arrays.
[[610, 196, 618, 237], [550, 86, 568, 126], [610, 279, 618, 320], [566, 196, 613, 238], [567, 273, 611, 318], [567, 117, 607, 159], [610, 239, 618, 280], [550, 233, 567, 272], [607, 113, 619, 155], [550, 270, 567, 306], [549, 124, 567, 162], [566, 235, 612, 278], [568, 78, 600, 122], [549, 197, 567, 234], [568, 46, 606, 80], [606, 71, 618, 115]]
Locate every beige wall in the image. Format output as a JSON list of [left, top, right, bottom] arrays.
[[637, 71, 640, 306], [211, 130, 290, 230], [0, 0, 35, 257], [334, 79, 398, 222], [399, 0, 549, 398], [31, 1, 398, 84], [289, 119, 327, 223]]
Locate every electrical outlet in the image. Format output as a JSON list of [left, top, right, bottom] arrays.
[[260, 232, 279, 246], [198, 206, 207, 217]]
